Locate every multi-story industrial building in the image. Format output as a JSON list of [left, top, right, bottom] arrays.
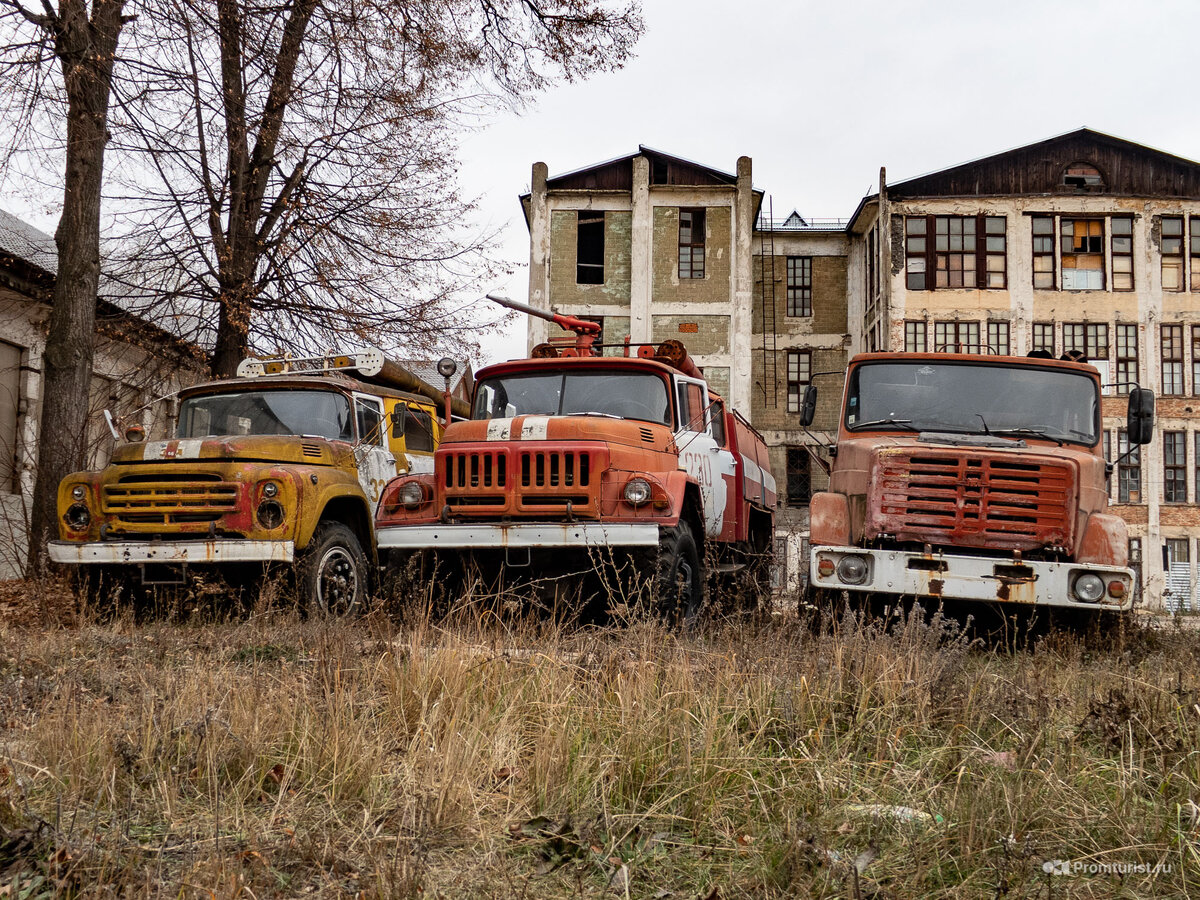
[[521, 129, 1200, 610]]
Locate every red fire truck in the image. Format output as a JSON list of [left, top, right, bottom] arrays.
[[375, 295, 776, 618]]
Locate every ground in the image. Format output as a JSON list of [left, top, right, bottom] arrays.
[[0, 582, 1198, 898]]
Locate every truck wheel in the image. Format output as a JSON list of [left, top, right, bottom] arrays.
[[656, 523, 704, 625], [300, 522, 368, 616]]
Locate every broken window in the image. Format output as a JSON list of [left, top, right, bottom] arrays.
[[1191, 218, 1200, 291], [1116, 324, 1138, 393], [987, 321, 1010, 356], [1032, 216, 1056, 289], [983, 217, 1007, 288], [1117, 430, 1141, 503], [1161, 216, 1184, 292], [1162, 324, 1185, 395], [1032, 322, 1056, 355], [1063, 323, 1108, 363], [1165, 431, 1188, 503], [786, 256, 812, 316], [904, 320, 927, 353], [933, 320, 980, 353], [786, 447, 812, 505], [935, 216, 976, 288], [1111, 216, 1134, 291], [904, 215, 1007, 290], [1063, 162, 1105, 189], [905, 217, 927, 290], [1061, 218, 1105, 290], [678, 208, 706, 280], [786, 350, 811, 414], [576, 211, 604, 284], [0, 341, 21, 493]]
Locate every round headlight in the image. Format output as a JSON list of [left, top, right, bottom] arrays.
[[400, 481, 425, 509], [261, 481, 279, 499], [836, 555, 869, 585], [64, 503, 90, 530], [1073, 573, 1106, 603], [256, 500, 284, 529], [71, 485, 87, 501], [623, 477, 652, 507]]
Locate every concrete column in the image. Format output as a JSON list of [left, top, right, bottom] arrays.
[[527, 162, 550, 349], [629, 156, 651, 344], [730, 155, 754, 416]]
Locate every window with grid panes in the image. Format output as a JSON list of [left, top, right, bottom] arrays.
[[1032, 322, 1056, 355], [1117, 430, 1141, 503], [1165, 538, 1189, 576], [935, 216, 976, 288], [786, 257, 812, 316], [678, 209, 705, 279], [1192, 218, 1200, 291], [1063, 323, 1109, 362], [905, 217, 927, 289], [1165, 431, 1188, 502], [904, 215, 1006, 290], [786, 350, 811, 414], [1032, 216, 1055, 288], [1162, 216, 1184, 292], [934, 320, 980, 352], [904, 320, 927, 353], [1104, 432, 1113, 495], [1111, 216, 1134, 290], [1162, 324, 1185, 395], [1061, 218, 1104, 290], [786, 447, 812, 505], [1192, 327, 1200, 395], [987, 321, 1010, 355], [1115, 324, 1138, 393], [1194, 433, 1200, 502], [983, 217, 1007, 287]]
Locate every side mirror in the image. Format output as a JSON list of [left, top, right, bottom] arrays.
[[103, 409, 121, 441], [391, 404, 409, 438], [798, 385, 818, 427], [1127, 387, 1155, 444]]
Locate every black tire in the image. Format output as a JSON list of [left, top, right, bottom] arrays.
[[299, 522, 368, 616], [656, 522, 704, 625]]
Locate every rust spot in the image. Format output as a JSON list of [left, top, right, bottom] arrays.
[[928, 578, 943, 596], [997, 582, 1010, 601]]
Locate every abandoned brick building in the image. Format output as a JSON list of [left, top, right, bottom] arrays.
[[520, 129, 1200, 610]]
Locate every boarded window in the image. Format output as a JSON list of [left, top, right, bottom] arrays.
[[678, 208, 706, 279], [1161, 216, 1183, 292], [576, 212, 604, 284], [786, 257, 812, 316], [786, 350, 811, 414], [0, 341, 21, 493], [1061, 218, 1105, 290], [786, 447, 811, 505]]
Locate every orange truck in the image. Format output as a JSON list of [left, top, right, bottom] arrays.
[[375, 295, 776, 617], [800, 351, 1155, 615]]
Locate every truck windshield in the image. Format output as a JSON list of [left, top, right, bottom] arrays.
[[472, 370, 672, 425], [846, 361, 1099, 446], [177, 390, 354, 441]]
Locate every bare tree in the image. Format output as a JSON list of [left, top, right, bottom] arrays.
[[105, 0, 643, 376], [0, 0, 131, 570]]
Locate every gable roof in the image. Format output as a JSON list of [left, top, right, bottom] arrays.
[[0, 208, 57, 276], [541, 145, 739, 192], [887, 128, 1200, 200]]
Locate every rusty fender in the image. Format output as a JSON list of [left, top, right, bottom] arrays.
[[809, 546, 1133, 612]]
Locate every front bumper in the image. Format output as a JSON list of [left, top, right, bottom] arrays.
[[377, 523, 660, 550], [48, 540, 295, 565], [810, 546, 1134, 612]]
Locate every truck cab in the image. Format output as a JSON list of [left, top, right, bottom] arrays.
[[803, 352, 1154, 614]]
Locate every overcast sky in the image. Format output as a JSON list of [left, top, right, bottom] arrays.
[[460, 0, 1200, 364]]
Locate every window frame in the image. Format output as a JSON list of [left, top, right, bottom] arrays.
[[1164, 430, 1188, 504], [1032, 322, 1056, 356], [1115, 323, 1138, 394], [1032, 215, 1056, 289], [1063, 323, 1109, 364], [933, 320, 981, 353], [1060, 217, 1106, 291], [904, 214, 1007, 291], [1111, 216, 1134, 291], [575, 211, 605, 285], [786, 446, 812, 506], [1161, 324, 1185, 396], [987, 320, 1010, 356], [1161, 215, 1184, 293], [1117, 429, 1142, 504], [1191, 217, 1200, 291], [678, 208, 706, 280], [786, 256, 812, 317], [904, 320, 927, 353], [786, 350, 812, 414]]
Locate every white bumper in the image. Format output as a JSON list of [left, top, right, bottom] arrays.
[[810, 546, 1134, 612], [48, 540, 295, 565], [377, 523, 660, 550]]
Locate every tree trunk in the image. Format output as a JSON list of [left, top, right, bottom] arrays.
[[26, 0, 127, 573]]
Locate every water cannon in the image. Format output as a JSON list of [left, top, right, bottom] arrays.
[[486, 293, 601, 357]]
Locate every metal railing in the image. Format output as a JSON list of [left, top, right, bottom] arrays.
[[756, 216, 849, 232]]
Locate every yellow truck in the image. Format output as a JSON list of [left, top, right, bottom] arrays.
[[48, 349, 467, 612]]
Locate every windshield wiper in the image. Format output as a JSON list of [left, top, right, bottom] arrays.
[[991, 427, 1065, 447], [851, 418, 919, 432], [572, 411, 622, 419]]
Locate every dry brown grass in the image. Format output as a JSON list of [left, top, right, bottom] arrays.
[[1, 593, 1198, 898]]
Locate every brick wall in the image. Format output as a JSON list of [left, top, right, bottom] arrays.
[[650, 315, 730, 355], [750, 348, 845, 432], [549, 209, 632, 305], [751, 254, 849, 335]]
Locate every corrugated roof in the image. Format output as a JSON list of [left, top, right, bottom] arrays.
[[0, 208, 56, 275]]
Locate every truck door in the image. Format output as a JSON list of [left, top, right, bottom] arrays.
[[674, 377, 736, 539], [389, 401, 438, 474], [353, 393, 396, 510]]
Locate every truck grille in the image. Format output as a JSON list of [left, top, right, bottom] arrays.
[[444, 450, 508, 489], [441, 447, 600, 516], [103, 476, 240, 525], [869, 451, 1074, 549], [519, 451, 591, 488]]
